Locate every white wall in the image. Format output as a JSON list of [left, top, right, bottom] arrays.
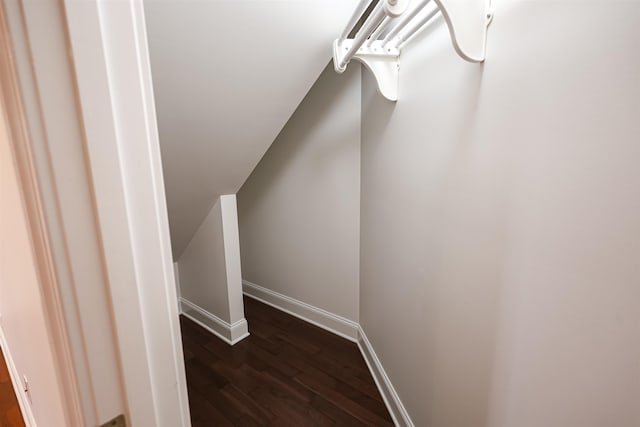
[[360, 1, 640, 426], [238, 63, 361, 322], [180, 197, 232, 321], [144, 0, 359, 257], [0, 92, 67, 426], [178, 195, 247, 342]]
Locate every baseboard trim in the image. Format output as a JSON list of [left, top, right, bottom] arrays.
[[241, 279, 413, 426], [179, 298, 249, 345], [357, 327, 414, 427], [0, 326, 37, 427], [242, 280, 358, 342]]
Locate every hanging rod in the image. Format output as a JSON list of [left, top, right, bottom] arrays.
[[333, 0, 494, 101]]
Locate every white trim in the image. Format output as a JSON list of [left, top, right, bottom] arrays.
[[61, 1, 191, 425], [357, 327, 415, 427], [219, 195, 246, 325], [242, 280, 359, 342], [180, 298, 249, 345], [174, 262, 182, 313], [240, 280, 413, 426], [0, 328, 37, 427], [0, 3, 93, 424], [3, 0, 191, 424]]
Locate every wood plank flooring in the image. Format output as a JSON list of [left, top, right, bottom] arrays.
[[181, 297, 394, 426], [0, 348, 25, 427]]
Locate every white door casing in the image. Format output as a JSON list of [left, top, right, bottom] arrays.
[[1, 0, 190, 425]]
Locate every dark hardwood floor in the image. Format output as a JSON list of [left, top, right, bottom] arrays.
[[0, 348, 25, 427], [181, 297, 394, 426]]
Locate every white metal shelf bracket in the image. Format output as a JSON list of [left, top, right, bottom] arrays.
[[333, 0, 493, 101], [333, 39, 400, 100]]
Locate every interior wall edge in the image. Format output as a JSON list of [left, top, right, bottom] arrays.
[[180, 297, 249, 346], [219, 194, 245, 325]]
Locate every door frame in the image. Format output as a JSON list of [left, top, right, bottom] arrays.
[[0, 0, 190, 425]]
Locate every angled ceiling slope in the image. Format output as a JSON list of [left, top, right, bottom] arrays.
[[144, 0, 359, 258]]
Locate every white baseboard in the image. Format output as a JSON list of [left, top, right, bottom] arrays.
[[357, 327, 414, 427], [0, 326, 37, 427], [180, 298, 249, 345], [242, 280, 359, 342], [241, 279, 413, 427]]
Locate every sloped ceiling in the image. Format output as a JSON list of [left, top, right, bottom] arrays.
[[144, 0, 358, 258]]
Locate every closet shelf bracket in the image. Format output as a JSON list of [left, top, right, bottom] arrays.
[[333, 0, 493, 102], [333, 39, 400, 101]]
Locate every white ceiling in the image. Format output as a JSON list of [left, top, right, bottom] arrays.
[[144, 0, 358, 258]]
